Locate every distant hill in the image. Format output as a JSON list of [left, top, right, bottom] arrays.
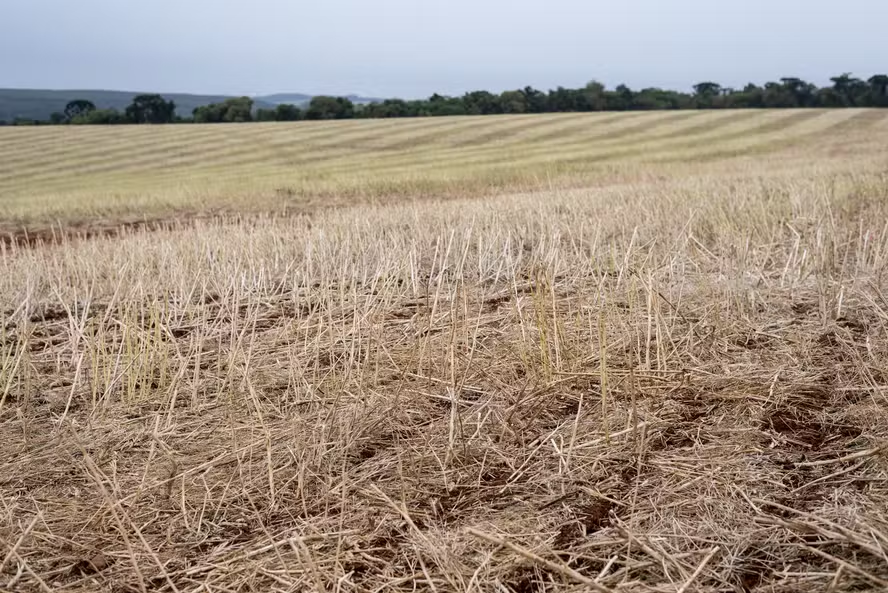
[[255, 93, 383, 106], [254, 93, 313, 106], [0, 88, 385, 121], [343, 94, 386, 105]]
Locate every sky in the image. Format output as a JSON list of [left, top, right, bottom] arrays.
[[1, 0, 886, 98]]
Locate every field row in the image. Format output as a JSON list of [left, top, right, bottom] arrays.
[[2, 109, 887, 225]]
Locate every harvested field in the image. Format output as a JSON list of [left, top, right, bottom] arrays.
[[1, 109, 886, 228], [2, 110, 888, 592]]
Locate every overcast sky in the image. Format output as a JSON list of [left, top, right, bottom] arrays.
[[2, 0, 885, 98]]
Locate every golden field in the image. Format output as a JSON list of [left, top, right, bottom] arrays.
[[0, 109, 885, 226], [2, 110, 888, 592]]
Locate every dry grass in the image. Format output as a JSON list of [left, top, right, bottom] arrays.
[[2, 111, 888, 592]]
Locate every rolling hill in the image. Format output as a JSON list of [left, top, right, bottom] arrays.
[[0, 89, 383, 122]]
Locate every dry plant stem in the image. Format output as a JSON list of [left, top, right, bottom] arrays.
[[0, 513, 40, 576], [2, 110, 888, 592], [465, 528, 614, 592], [800, 545, 888, 588], [675, 546, 720, 593], [793, 444, 887, 467]]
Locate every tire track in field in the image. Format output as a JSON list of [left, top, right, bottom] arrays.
[[0, 126, 242, 175], [0, 111, 684, 191], [0, 123, 239, 163], [299, 110, 770, 178], [652, 109, 882, 164], [309, 110, 824, 180], [453, 110, 839, 173], [0, 124, 324, 188], [7, 112, 656, 190], [446, 112, 665, 149], [0, 110, 878, 203], [291, 111, 706, 177], [0, 118, 412, 180], [9, 118, 465, 185], [2, 111, 790, 197], [161, 112, 726, 184]]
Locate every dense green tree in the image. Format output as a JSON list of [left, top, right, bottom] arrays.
[[579, 81, 608, 111], [64, 99, 96, 121], [633, 88, 690, 110], [126, 94, 176, 124], [274, 103, 302, 121], [71, 108, 127, 125], [193, 97, 254, 123], [693, 82, 722, 108], [778, 78, 817, 107], [360, 99, 417, 118], [463, 91, 502, 115], [521, 87, 549, 113], [222, 97, 253, 122], [608, 84, 635, 110], [499, 90, 528, 114], [257, 103, 304, 121], [23, 71, 888, 126], [547, 87, 580, 112], [829, 73, 868, 106], [722, 84, 766, 108], [256, 108, 276, 122], [869, 75, 888, 97], [425, 94, 467, 117], [693, 82, 722, 96], [49, 112, 67, 124], [761, 82, 797, 108], [304, 96, 355, 120], [867, 75, 888, 106]]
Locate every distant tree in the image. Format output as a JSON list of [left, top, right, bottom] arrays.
[[829, 73, 867, 106], [693, 82, 722, 108], [361, 99, 415, 118], [193, 97, 254, 123], [499, 90, 528, 114], [693, 82, 721, 96], [463, 91, 502, 115], [548, 87, 581, 112], [222, 97, 253, 122], [869, 74, 888, 97], [64, 99, 96, 121], [126, 94, 176, 124], [426, 94, 467, 116], [762, 81, 798, 108], [633, 88, 689, 110], [44, 71, 887, 127], [274, 103, 302, 121], [720, 83, 764, 108], [868, 74, 888, 106], [521, 87, 549, 113], [71, 108, 127, 125], [304, 96, 355, 120], [608, 84, 635, 110], [49, 112, 67, 124], [580, 81, 608, 111], [778, 78, 816, 107], [193, 103, 222, 123], [256, 108, 276, 122]]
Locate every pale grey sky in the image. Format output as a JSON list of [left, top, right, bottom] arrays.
[[1, 0, 885, 98]]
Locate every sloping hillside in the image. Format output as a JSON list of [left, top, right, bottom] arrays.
[[0, 89, 386, 121], [0, 89, 278, 121]]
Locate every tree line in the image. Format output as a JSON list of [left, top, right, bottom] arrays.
[[3, 73, 887, 126]]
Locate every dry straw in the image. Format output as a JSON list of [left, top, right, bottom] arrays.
[[1, 110, 888, 591]]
